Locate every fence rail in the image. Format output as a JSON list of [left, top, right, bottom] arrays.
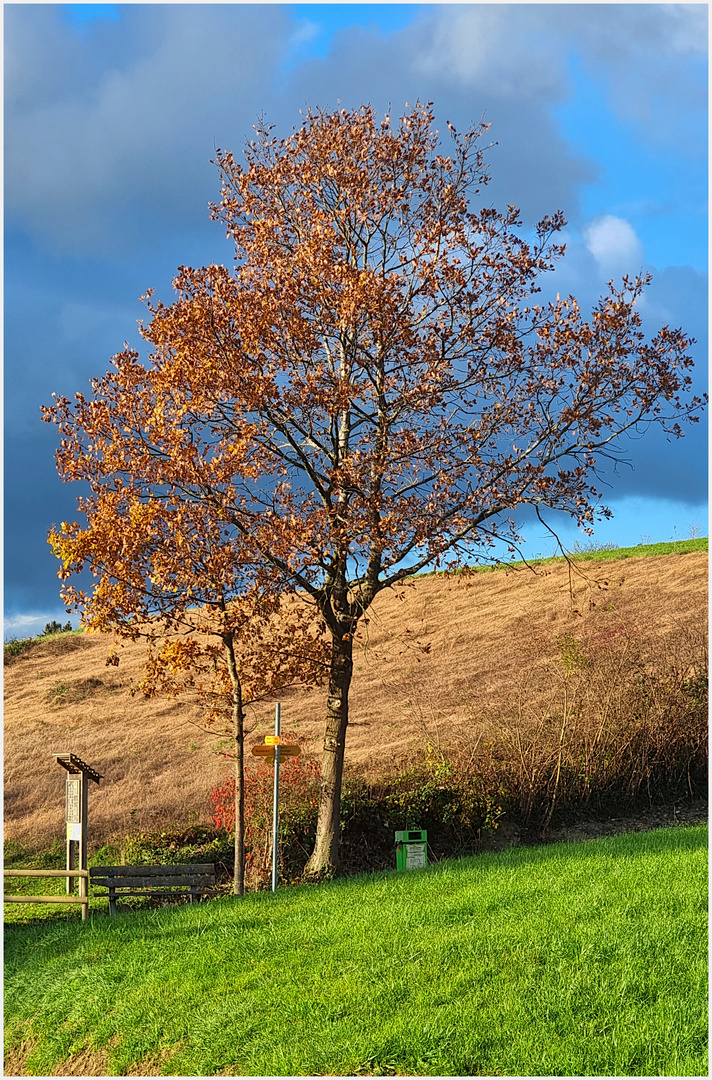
[[4, 869, 89, 878], [4, 869, 90, 920], [4, 895, 88, 905]]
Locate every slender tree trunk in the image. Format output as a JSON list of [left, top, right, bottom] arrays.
[[303, 626, 354, 879], [223, 629, 246, 896]]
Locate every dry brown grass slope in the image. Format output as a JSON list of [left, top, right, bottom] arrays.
[[4, 550, 707, 850]]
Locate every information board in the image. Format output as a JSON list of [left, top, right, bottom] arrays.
[[65, 777, 81, 824]]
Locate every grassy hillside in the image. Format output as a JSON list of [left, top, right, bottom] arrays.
[[4, 542, 707, 852], [422, 536, 708, 573], [4, 824, 707, 1077]]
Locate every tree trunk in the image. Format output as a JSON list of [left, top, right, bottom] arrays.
[[223, 628, 246, 897], [303, 627, 353, 879], [233, 696, 245, 896]]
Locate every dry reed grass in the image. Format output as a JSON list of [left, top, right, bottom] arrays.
[[4, 550, 707, 850]]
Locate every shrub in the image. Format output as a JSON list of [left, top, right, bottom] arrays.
[[120, 825, 235, 882], [467, 615, 708, 827], [570, 540, 619, 554], [4, 625, 81, 665], [336, 759, 504, 874], [209, 754, 321, 889], [3, 636, 40, 664], [208, 751, 504, 886]]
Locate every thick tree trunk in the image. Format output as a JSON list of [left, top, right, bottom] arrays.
[[303, 627, 354, 879], [233, 698, 245, 896]]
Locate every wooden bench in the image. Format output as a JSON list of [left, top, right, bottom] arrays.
[[89, 864, 216, 915]]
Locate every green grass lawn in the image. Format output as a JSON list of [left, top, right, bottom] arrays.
[[4, 824, 707, 1077]]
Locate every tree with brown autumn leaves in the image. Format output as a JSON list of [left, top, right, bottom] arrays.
[[44, 102, 703, 881]]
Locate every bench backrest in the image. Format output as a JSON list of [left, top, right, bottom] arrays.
[[90, 864, 215, 889]]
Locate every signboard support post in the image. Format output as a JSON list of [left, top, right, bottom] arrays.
[[251, 720, 300, 894], [271, 703, 281, 893], [79, 770, 89, 909]]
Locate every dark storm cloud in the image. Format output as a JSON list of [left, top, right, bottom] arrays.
[[611, 264, 708, 505], [4, 430, 91, 613], [6, 3, 299, 625]]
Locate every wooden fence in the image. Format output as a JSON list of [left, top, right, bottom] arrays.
[[4, 869, 89, 921]]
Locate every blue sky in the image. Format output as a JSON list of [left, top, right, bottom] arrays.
[[4, 3, 708, 638]]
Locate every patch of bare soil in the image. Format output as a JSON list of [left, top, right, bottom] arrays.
[[4, 1038, 37, 1080], [4, 550, 707, 850], [4, 1041, 178, 1079], [49, 1048, 112, 1077]]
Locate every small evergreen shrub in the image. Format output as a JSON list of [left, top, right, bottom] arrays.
[[42, 620, 73, 636]]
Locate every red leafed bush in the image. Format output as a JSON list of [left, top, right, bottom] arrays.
[[209, 753, 321, 887]]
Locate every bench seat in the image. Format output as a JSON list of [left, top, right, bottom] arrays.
[[90, 863, 216, 915]]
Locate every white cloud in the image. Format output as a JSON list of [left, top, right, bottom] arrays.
[[4, 612, 74, 640], [663, 4, 709, 56], [415, 6, 565, 101], [558, 4, 707, 148], [289, 19, 321, 50], [415, 5, 706, 151], [584, 215, 644, 278]]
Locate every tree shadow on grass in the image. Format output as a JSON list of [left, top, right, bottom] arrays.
[[5, 822, 707, 954]]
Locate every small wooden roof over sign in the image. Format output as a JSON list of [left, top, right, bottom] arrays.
[[54, 753, 102, 784]]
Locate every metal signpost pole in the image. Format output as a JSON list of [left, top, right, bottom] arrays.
[[271, 703, 281, 893], [251, 726, 300, 890]]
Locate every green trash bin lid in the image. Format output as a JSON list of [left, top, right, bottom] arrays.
[[395, 829, 427, 843]]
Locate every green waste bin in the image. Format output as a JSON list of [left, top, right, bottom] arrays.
[[395, 829, 428, 870]]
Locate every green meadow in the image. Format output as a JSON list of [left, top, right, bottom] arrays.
[[429, 536, 709, 575], [4, 824, 707, 1077]]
